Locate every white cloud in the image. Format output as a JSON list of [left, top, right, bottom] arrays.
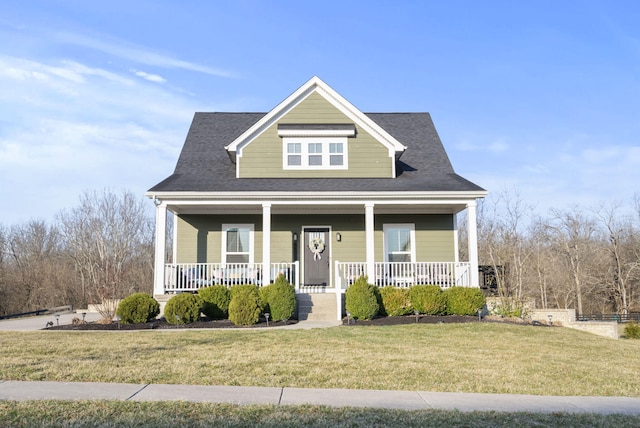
[[55, 31, 236, 78], [0, 54, 211, 225], [131, 69, 166, 83]]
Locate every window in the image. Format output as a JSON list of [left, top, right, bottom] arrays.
[[283, 137, 348, 170], [286, 142, 301, 166], [383, 224, 415, 263], [222, 224, 254, 264]]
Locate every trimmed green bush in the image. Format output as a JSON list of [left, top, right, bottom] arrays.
[[625, 321, 640, 339], [261, 274, 296, 321], [379, 286, 412, 316], [198, 285, 231, 319], [444, 286, 486, 316], [116, 293, 160, 324], [229, 285, 262, 326], [164, 293, 202, 325], [410, 285, 446, 315], [345, 276, 379, 320]]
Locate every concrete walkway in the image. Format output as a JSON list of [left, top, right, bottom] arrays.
[[0, 381, 639, 414]]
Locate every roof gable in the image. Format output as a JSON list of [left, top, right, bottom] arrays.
[[225, 76, 407, 160]]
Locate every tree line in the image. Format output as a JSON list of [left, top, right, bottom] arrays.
[[464, 190, 640, 316], [1, 188, 638, 318], [0, 190, 155, 318]]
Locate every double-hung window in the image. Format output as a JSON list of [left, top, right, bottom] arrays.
[[383, 224, 416, 263], [222, 224, 254, 264]]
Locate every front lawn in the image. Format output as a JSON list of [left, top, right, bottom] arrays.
[[1, 323, 639, 396]]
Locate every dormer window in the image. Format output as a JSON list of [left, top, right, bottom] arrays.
[[278, 124, 355, 170]]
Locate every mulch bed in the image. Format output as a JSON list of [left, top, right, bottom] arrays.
[[46, 314, 537, 331]]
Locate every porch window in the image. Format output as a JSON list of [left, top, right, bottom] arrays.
[[383, 224, 415, 262], [222, 224, 254, 264]]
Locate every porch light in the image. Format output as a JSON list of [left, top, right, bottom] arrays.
[[153, 196, 162, 206], [336, 232, 342, 242], [293, 233, 298, 241]]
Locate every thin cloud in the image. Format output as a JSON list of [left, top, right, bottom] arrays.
[[56, 31, 236, 78], [132, 69, 166, 83]]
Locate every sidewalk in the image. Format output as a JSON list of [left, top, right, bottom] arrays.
[[0, 381, 639, 414]]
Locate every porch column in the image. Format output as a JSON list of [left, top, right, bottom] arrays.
[[153, 201, 167, 296], [365, 202, 375, 281], [467, 201, 479, 287], [262, 203, 271, 286]]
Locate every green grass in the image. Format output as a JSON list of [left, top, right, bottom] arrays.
[[0, 401, 639, 428], [1, 323, 640, 396]]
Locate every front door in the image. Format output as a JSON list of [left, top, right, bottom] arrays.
[[303, 227, 330, 286]]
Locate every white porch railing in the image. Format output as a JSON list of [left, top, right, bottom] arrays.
[[163, 262, 299, 292], [335, 261, 472, 290]]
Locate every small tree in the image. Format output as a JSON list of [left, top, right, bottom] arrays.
[[379, 286, 412, 316], [410, 285, 446, 315], [116, 293, 159, 324], [262, 274, 296, 321], [445, 287, 486, 316], [229, 285, 261, 326], [164, 293, 201, 325], [345, 276, 379, 320], [198, 285, 231, 319]]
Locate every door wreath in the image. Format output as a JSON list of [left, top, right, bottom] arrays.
[[309, 236, 325, 261]]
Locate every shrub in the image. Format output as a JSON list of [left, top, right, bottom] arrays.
[[198, 285, 231, 319], [625, 321, 640, 339], [229, 285, 262, 326], [379, 286, 412, 316], [116, 293, 160, 324], [164, 293, 202, 325], [444, 286, 486, 316], [345, 276, 379, 320], [261, 274, 296, 321], [410, 285, 446, 315]]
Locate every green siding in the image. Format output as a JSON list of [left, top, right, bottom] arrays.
[[176, 213, 455, 264], [176, 215, 263, 264], [238, 92, 393, 178], [375, 214, 455, 262]]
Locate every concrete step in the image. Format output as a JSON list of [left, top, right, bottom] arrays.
[[297, 293, 337, 321]]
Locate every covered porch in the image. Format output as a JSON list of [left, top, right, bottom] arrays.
[[150, 193, 483, 297]]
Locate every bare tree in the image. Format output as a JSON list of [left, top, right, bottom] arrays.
[[57, 190, 154, 320], [547, 207, 598, 315]]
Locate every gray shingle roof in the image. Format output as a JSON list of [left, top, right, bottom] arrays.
[[148, 112, 485, 193]]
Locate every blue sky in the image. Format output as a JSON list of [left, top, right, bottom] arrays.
[[1, 0, 639, 225]]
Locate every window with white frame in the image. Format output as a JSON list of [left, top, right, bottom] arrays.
[[283, 137, 348, 169], [222, 224, 254, 264], [383, 224, 416, 263]]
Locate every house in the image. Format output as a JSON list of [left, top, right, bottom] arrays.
[[147, 76, 487, 320]]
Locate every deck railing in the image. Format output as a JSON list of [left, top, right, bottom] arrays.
[[163, 262, 299, 292], [335, 261, 472, 289]]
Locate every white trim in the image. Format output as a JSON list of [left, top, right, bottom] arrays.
[[221, 224, 254, 265], [153, 203, 167, 295], [383, 223, 416, 263], [365, 203, 375, 281], [262, 204, 271, 286], [277, 128, 355, 138], [466, 201, 480, 287]]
